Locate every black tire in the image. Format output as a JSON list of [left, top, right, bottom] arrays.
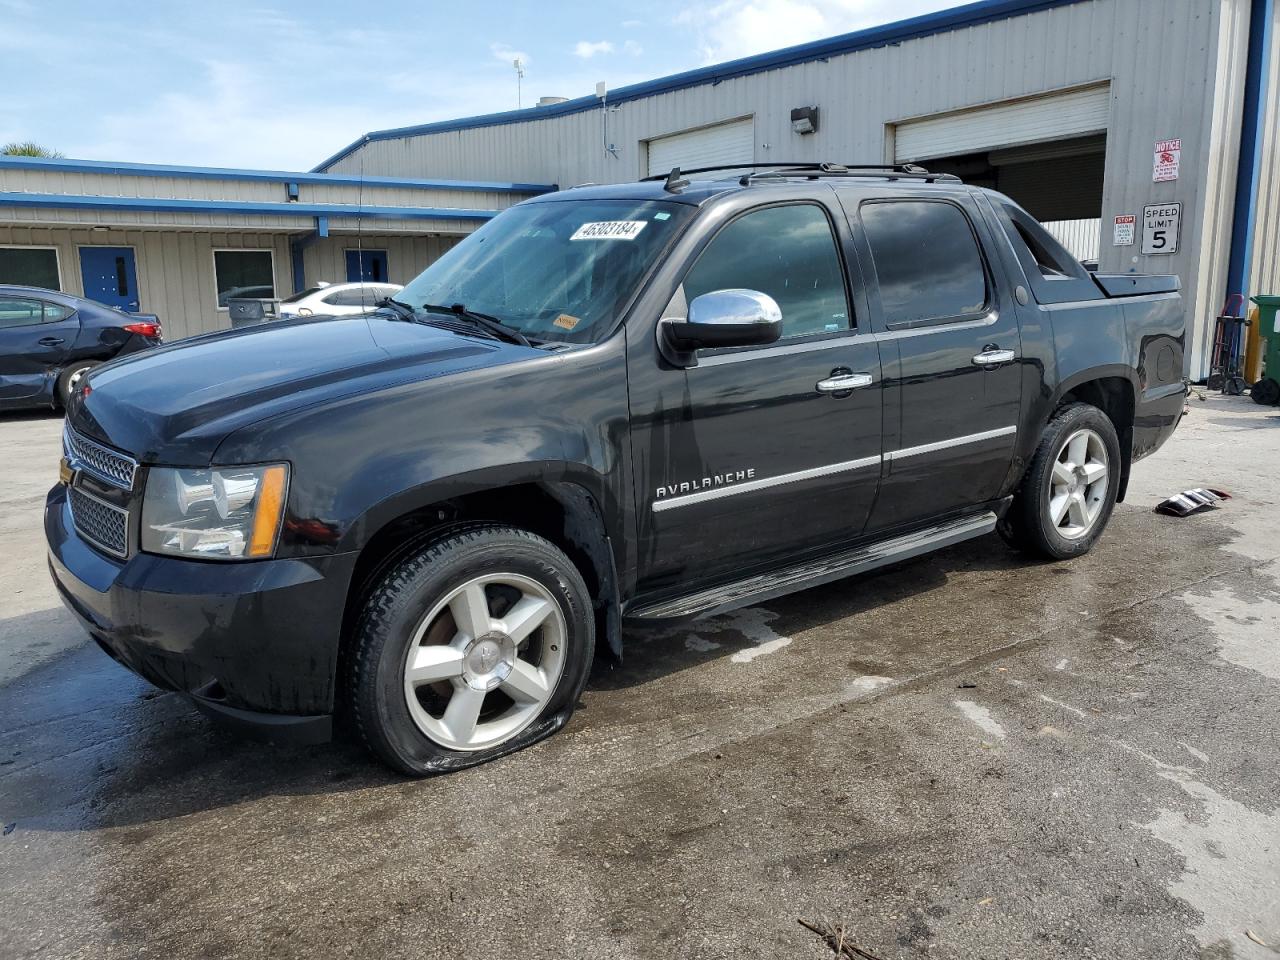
[[1250, 377, 1280, 406], [55, 360, 101, 408], [348, 524, 595, 776], [998, 402, 1122, 561]]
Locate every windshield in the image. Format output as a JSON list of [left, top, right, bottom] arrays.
[[395, 199, 692, 343]]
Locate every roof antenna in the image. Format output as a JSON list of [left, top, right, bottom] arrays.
[[663, 166, 690, 193]]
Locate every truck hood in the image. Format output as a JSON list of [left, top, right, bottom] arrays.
[[69, 315, 523, 464]]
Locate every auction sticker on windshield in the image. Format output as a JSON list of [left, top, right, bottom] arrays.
[[570, 221, 648, 240]]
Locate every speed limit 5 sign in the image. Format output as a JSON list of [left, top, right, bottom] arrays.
[[1142, 202, 1181, 254]]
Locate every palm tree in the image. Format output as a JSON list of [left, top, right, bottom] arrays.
[[2, 142, 63, 158]]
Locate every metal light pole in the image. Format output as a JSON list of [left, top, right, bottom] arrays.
[[513, 58, 525, 109]]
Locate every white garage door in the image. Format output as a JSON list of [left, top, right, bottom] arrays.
[[894, 85, 1110, 162], [646, 118, 755, 177]]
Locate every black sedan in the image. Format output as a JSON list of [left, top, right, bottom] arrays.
[[0, 285, 162, 411]]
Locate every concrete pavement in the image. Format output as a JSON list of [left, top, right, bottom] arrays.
[[1, 396, 1277, 959]]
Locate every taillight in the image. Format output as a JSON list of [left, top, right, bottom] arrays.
[[123, 321, 161, 338]]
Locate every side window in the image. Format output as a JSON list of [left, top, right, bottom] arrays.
[[322, 290, 357, 306], [683, 204, 851, 339], [43, 302, 73, 323], [0, 297, 46, 329], [860, 200, 987, 326], [994, 200, 1103, 305]]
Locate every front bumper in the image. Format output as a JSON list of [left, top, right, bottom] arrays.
[[45, 483, 357, 742]]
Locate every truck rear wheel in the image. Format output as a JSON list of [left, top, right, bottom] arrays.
[[348, 525, 595, 776], [999, 403, 1122, 561]]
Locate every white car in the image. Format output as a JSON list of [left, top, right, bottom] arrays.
[[278, 281, 403, 318]]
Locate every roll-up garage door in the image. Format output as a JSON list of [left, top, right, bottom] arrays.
[[894, 85, 1110, 163], [646, 118, 754, 177]]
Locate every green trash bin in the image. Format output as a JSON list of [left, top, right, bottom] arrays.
[[1250, 295, 1280, 405]]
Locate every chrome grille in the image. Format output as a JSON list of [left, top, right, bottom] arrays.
[[64, 425, 138, 490], [69, 486, 130, 558]]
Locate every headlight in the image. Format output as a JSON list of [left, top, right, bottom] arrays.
[[142, 464, 288, 560]]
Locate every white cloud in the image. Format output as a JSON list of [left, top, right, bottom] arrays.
[[622, 18, 642, 28], [491, 42, 530, 66], [678, 0, 957, 64], [623, 39, 644, 56], [573, 40, 615, 58]]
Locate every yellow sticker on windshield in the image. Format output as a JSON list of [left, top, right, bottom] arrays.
[[554, 314, 581, 330]]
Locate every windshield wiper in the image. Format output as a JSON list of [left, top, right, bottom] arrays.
[[376, 297, 419, 322], [421, 302, 533, 347]]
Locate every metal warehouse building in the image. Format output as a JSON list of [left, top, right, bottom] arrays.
[[0, 159, 548, 340], [1, 0, 1275, 378], [313, 0, 1278, 379]]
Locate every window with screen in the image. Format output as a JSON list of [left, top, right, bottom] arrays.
[[860, 200, 988, 326], [0, 248, 60, 290], [214, 251, 275, 307], [682, 203, 851, 339]]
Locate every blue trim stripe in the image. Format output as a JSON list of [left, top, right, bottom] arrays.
[[1225, 0, 1274, 308], [0, 192, 498, 221], [313, 0, 1086, 171], [0, 155, 553, 195]]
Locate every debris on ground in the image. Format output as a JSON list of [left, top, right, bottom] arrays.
[[798, 919, 886, 960], [1155, 488, 1231, 517]]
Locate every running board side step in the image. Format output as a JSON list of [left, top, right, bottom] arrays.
[[627, 511, 998, 621]]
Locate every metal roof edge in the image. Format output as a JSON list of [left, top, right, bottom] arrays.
[[311, 0, 1085, 171], [0, 155, 552, 194], [0, 192, 498, 221]]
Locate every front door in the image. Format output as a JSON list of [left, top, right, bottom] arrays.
[[628, 198, 884, 596], [79, 247, 139, 312], [0, 294, 77, 401], [844, 192, 1022, 531], [346, 249, 388, 283]]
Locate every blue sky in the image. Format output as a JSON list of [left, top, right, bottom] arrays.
[[3, 0, 955, 171]]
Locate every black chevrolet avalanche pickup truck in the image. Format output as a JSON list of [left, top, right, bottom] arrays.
[[46, 164, 1186, 775]]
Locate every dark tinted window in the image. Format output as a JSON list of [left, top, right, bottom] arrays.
[[683, 203, 850, 338], [861, 200, 987, 325], [280, 286, 326, 304], [0, 248, 60, 289], [214, 251, 275, 307], [323, 288, 377, 307], [0, 296, 45, 329]]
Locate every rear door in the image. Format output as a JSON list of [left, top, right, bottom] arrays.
[[840, 190, 1022, 531], [627, 193, 884, 595], [0, 295, 78, 402]]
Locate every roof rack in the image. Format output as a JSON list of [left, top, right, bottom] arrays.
[[641, 162, 961, 191]]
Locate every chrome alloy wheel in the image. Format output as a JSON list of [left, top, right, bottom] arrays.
[[67, 366, 92, 393], [1047, 428, 1109, 540], [402, 573, 567, 752]]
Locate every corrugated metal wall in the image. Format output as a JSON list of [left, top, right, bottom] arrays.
[[326, 0, 1254, 377], [1249, 3, 1280, 300], [0, 225, 290, 340]]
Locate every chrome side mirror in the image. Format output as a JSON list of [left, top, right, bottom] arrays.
[[659, 289, 782, 366]]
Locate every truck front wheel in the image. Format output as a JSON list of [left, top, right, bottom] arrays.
[[348, 525, 595, 776], [999, 403, 1122, 560]]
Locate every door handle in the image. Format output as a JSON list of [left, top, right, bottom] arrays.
[[38, 337, 65, 346], [971, 348, 1016, 366], [816, 372, 874, 393]]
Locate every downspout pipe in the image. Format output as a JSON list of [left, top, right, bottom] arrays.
[[1225, 0, 1274, 311]]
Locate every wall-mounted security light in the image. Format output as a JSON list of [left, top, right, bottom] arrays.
[[791, 106, 819, 135]]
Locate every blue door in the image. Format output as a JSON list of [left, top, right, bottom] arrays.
[[79, 247, 140, 311], [346, 249, 388, 283]]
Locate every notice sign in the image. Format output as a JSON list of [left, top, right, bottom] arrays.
[[1153, 138, 1181, 182], [1142, 202, 1181, 254], [1113, 214, 1136, 246]]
